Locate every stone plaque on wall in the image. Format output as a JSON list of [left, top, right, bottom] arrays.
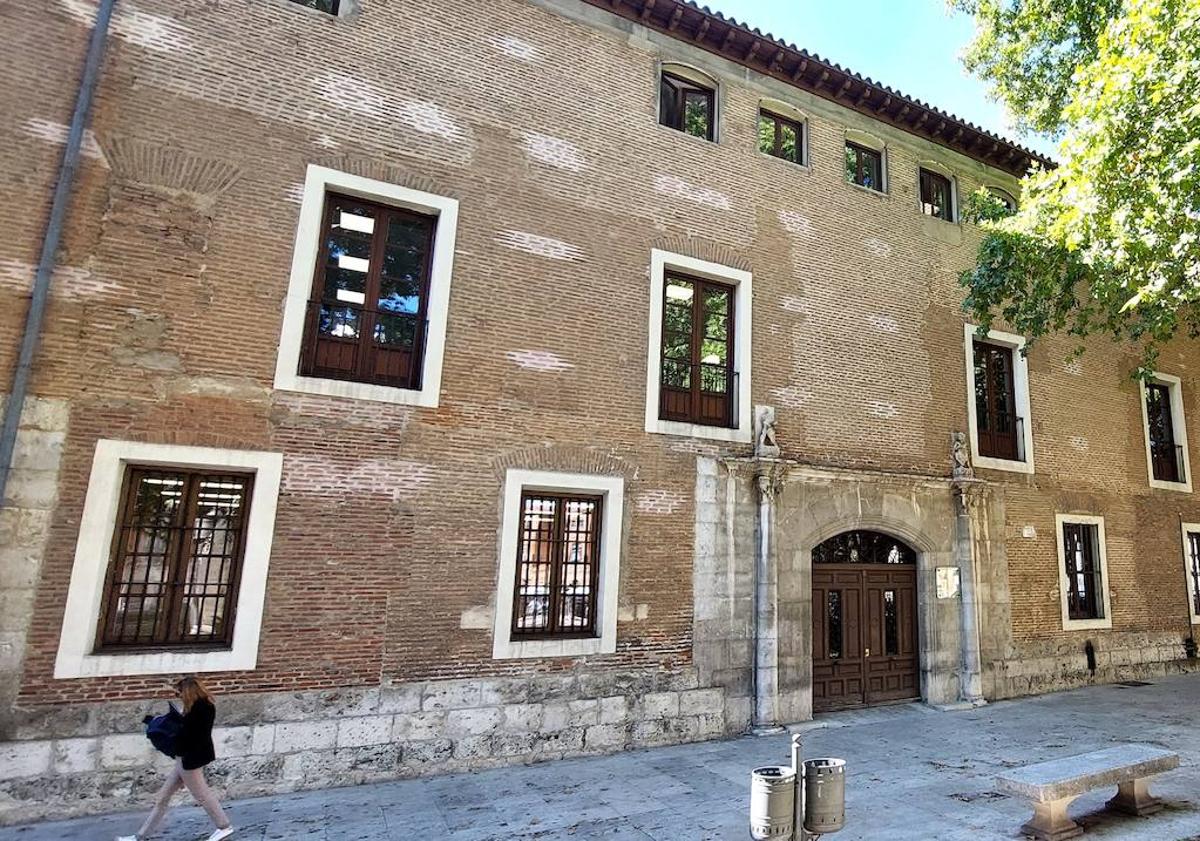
[[936, 567, 961, 599]]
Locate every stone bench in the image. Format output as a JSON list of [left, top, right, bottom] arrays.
[[995, 743, 1179, 840]]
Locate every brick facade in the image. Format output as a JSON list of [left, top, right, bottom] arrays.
[[0, 0, 1197, 823]]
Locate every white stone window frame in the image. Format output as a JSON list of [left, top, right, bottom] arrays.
[[1055, 513, 1113, 632], [917, 160, 958, 223], [644, 249, 753, 444], [963, 324, 1036, 474], [54, 440, 283, 679], [757, 98, 810, 170], [492, 469, 624, 660], [273, 164, 459, 407], [844, 128, 888, 195], [1139, 371, 1192, 492], [657, 61, 721, 144], [1179, 522, 1200, 625]]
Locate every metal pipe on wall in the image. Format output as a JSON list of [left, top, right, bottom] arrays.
[[0, 0, 116, 510]]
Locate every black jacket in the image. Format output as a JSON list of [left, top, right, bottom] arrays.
[[177, 698, 217, 770]]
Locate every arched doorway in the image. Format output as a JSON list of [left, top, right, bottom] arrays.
[[811, 530, 920, 711]]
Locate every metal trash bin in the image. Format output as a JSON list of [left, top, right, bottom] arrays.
[[803, 758, 846, 834], [749, 765, 796, 839]]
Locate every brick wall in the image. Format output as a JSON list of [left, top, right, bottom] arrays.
[[1, 0, 1198, 820]]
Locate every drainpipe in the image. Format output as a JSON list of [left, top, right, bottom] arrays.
[[0, 0, 116, 510]]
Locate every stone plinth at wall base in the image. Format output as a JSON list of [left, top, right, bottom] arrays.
[[750, 724, 787, 736], [0, 672, 745, 826], [929, 699, 987, 712], [986, 633, 1200, 701]]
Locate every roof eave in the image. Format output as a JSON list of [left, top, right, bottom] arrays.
[[583, 0, 1054, 176]]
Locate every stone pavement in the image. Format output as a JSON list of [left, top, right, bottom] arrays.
[[2, 674, 1198, 841]]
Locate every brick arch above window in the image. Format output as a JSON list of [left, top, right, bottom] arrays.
[[647, 235, 752, 273], [309, 154, 459, 201], [488, 445, 638, 480]]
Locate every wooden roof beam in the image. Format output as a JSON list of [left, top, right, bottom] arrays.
[[790, 58, 808, 81], [666, 5, 683, 29], [834, 77, 852, 99], [694, 17, 710, 42], [720, 25, 738, 52], [640, 0, 656, 20], [855, 86, 873, 108], [874, 94, 893, 113], [744, 39, 760, 62], [768, 48, 786, 73]]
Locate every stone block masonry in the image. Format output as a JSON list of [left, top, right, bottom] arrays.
[[0, 671, 742, 824]]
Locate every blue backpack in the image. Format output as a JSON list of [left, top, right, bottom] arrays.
[[144, 704, 184, 758]]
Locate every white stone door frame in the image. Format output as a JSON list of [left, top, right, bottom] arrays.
[[800, 518, 937, 711], [773, 471, 964, 722]]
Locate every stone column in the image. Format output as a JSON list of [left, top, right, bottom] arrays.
[[752, 467, 785, 733], [953, 481, 986, 705]]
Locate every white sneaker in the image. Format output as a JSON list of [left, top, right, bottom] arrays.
[[206, 829, 234, 841], [115, 836, 139, 841]]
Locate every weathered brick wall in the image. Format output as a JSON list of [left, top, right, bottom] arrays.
[[1, 0, 1198, 820]]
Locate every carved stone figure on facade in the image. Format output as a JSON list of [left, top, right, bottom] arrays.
[[951, 431, 974, 480], [755, 404, 780, 459]]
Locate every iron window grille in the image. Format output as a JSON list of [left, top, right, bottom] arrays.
[[919, 168, 953, 221], [300, 193, 435, 390], [1062, 522, 1104, 621], [812, 531, 917, 565], [659, 71, 715, 140], [845, 141, 883, 191], [97, 467, 253, 650], [658, 272, 737, 428], [758, 110, 803, 164], [512, 492, 603, 638], [973, 340, 1024, 461]]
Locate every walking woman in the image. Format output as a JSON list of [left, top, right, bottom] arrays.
[[119, 676, 234, 841]]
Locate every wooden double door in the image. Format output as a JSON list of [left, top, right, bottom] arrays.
[[812, 563, 920, 712]]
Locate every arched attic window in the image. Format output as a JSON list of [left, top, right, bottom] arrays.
[[988, 187, 1018, 214], [757, 99, 807, 166], [844, 129, 887, 193], [918, 161, 958, 222], [659, 62, 718, 141]]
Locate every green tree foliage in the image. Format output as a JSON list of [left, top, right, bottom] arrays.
[[954, 0, 1124, 135], [955, 0, 1200, 369], [961, 187, 1016, 224]]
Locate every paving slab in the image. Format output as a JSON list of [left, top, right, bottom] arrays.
[[1, 674, 1198, 840]]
